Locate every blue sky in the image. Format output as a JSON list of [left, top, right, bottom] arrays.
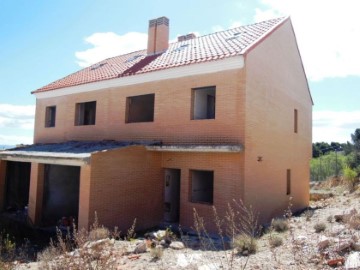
[[0, 0, 359, 145]]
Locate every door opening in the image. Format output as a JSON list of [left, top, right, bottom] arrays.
[[163, 169, 181, 222]]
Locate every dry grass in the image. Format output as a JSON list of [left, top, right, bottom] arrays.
[[188, 199, 260, 269], [269, 235, 283, 248], [37, 213, 125, 270], [271, 218, 289, 233], [314, 222, 326, 233], [233, 233, 258, 255]]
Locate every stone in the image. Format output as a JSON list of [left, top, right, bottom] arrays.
[[170, 241, 185, 250], [134, 242, 147, 254], [84, 238, 111, 250], [328, 258, 345, 267], [351, 242, 360, 251], [331, 224, 346, 236], [345, 252, 360, 269], [338, 240, 354, 253], [318, 236, 330, 250], [294, 235, 307, 245], [153, 230, 166, 240]]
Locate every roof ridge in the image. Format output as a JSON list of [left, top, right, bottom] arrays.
[[168, 16, 287, 43]]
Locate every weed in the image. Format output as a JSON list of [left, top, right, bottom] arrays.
[[271, 218, 289, 232], [269, 235, 283, 248], [38, 212, 121, 270], [303, 209, 314, 221], [314, 222, 326, 233], [126, 218, 137, 241], [327, 215, 334, 223], [233, 233, 257, 255]]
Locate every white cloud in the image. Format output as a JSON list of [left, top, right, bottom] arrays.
[[0, 104, 35, 130], [255, 0, 360, 81], [212, 25, 224, 32], [313, 110, 360, 142], [75, 32, 148, 67]]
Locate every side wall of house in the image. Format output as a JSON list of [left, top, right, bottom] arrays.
[[33, 69, 246, 145], [161, 152, 243, 232], [244, 19, 312, 223], [87, 146, 162, 231]]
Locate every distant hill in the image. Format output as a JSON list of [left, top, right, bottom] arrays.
[[0, 145, 14, 150]]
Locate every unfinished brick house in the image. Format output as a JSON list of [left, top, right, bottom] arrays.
[[0, 16, 312, 232]]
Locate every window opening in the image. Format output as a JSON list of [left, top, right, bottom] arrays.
[[286, 169, 291, 195], [190, 170, 214, 204], [75, 101, 96, 126], [45, 106, 56, 127], [126, 94, 155, 123], [192, 86, 216, 120]]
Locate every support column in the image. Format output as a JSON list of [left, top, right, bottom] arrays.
[[0, 160, 7, 211], [78, 164, 91, 230], [28, 163, 45, 225]]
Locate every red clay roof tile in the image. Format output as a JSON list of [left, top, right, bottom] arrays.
[[33, 17, 285, 94]]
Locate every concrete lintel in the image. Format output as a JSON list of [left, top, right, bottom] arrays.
[[0, 152, 90, 166], [146, 144, 243, 153]]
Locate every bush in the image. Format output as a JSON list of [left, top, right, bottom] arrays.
[[311, 152, 346, 182], [89, 227, 110, 241], [343, 165, 357, 183], [233, 234, 257, 255], [303, 210, 314, 221], [269, 235, 283, 248], [271, 218, 289, 232], [314, 222, 326, 233]]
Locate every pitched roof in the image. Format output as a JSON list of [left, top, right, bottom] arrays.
[[33, 17, 286, 94]]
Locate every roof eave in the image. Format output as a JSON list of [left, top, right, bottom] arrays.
[[33, 55, 245, 99], [0, 151, 91, 166]]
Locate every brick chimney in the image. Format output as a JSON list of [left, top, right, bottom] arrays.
[[147, 16, 169, 55]]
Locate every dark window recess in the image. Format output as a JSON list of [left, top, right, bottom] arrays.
[[286, 169, 291, 195], [126, 94, 155, 123], [190, 170, 214, 204], [75, 101, 96, 126], [45, 106, 56, 127], [192, 86, 216, 120]]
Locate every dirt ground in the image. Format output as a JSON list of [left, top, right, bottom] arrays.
[[14, 179, 360, 270]]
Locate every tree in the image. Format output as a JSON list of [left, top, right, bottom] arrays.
[[351, 128, 360, 151], [347, 128, 360, 172]]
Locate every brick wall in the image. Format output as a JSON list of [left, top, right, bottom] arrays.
[[77, 146, 243, 232], [244, 19, 312, 223], [28, 163, 45, 225], [87, 146, 163, 231], [33, 69, 246, 145], [161, 151, 243, 232]]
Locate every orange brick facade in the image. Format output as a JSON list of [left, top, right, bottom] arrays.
[[0, 19, 311, 232], [34, 68, 245, 145]]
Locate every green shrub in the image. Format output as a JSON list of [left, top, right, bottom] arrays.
[[343, 165, 357, 183]]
